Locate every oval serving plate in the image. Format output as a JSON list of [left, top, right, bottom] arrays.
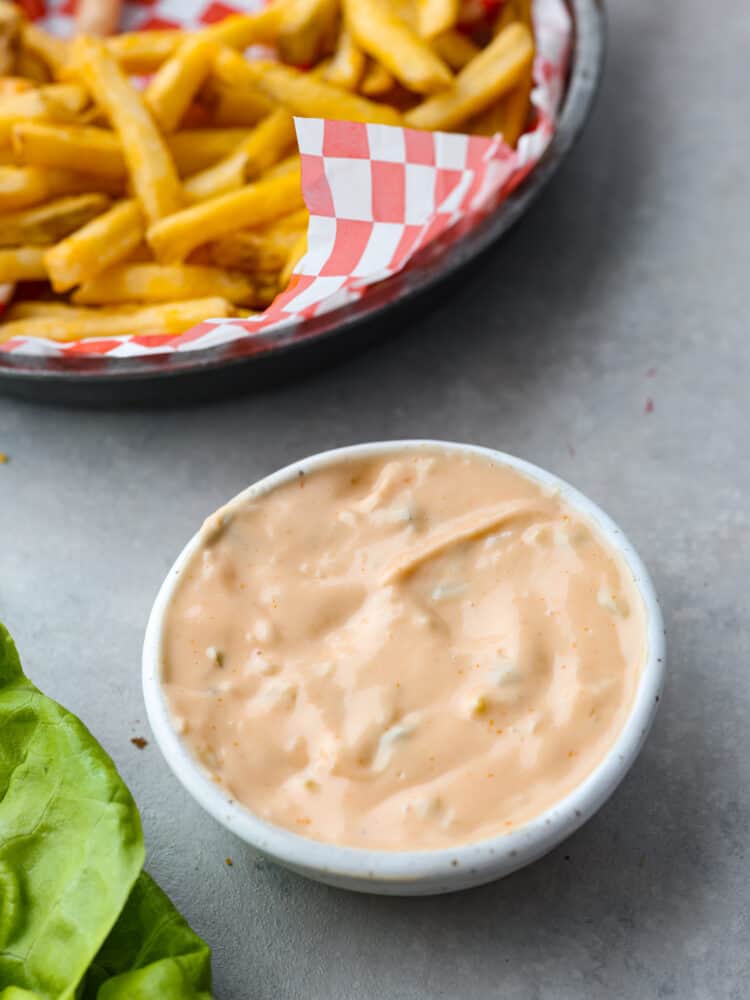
[[0, 0, 603, 405]]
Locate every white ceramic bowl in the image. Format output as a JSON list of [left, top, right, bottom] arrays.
[[143, 441, 665, 896]]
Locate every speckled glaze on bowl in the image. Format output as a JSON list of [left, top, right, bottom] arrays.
[[142, 440, 664, 895]]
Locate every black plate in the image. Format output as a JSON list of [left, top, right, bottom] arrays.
[[0, 0, 604, 405]]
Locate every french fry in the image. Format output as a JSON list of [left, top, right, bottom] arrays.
[[0, 193, 111, 248], [0, 76, 35, 95], [145, 35, 217, 133], [12, 120, 228, 180], [276, 0, 339, 67], [206, 4, 288, 49], [0, 164, 121, 211], [0, 84, 88, 145], [215, 49, 402, 126], [0, 297, 235, 344], [0, 1, 21, 76], [44, 198, 144, 291], [211, 223, 305, 275], [478, 0, 534, 145], [71, 263, 259, 306], [0, 245, 48, 282], [495, 0, 528, 33], [432, 29, 480, 70], [148, 169, 304, 264], [105, 30, 182, 74], [200, 79, 274, 127], [263, 154, 302, 180], [11, 123, 127, 179], [267, 207, 309, 231], [7, 301, 97, 319], [183, 109, 295, 203], [469, 65, 532, 143], [324, 28, 365, 91], [37, 83, 90, 114], [19, 24, 70, 78], [166, 128, 255, 176], [14, 47, 49, 84], [416, 0, 459, 38], [405, 22, 533, 130], [344, 0, 453, 95], [279, 231, 307, 288], [360, 60, 395, 98], [76, 0, 123, 37], [71, 37, 182, 223]]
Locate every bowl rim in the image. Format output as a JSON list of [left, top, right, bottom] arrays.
[[142, 439, 664, 886]]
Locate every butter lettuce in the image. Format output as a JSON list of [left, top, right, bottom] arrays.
[[0, 625, 213, 1000]]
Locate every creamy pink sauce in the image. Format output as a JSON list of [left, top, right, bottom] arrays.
[[162, 450, 646, 850]]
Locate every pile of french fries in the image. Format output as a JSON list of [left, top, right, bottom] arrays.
[[0, 0, 535, 345]]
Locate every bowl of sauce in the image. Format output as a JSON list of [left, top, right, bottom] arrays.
[[143, 441, 664, 894]]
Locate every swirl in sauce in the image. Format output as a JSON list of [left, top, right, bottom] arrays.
[[162, 450, 646, 850]]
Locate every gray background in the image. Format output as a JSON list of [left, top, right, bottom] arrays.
[[2, 1, 747, 997]]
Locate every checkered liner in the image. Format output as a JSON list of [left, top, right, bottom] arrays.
[[2, 0, 571, 358]]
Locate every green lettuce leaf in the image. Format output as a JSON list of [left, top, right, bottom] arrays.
[[80, 873, 212, 1000], [0, 625, 213, 1000]]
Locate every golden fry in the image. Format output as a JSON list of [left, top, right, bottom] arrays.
[[495, 0, 533, 33], [470, 64, 533, 145], [0, 1, 21, 76], [480, 0, 534, 144], [206, 4, 287, 49], [200, 79, 274, 127], [166, 128, 252, 176], [0, 164, 121, 211], [416, 0, 458, 38], [0, 84, 88, 145], [145, 34, 217, 133], [19, 24, 70, 77], [0, 76, 34, 95], [105, 30, 182, 74], [215, 49, 402, 126], [183, 109, 295, 203], [432, 29, 480, 70], [71, 37, 182, 223], [0, 193, 110, 248], [360, 60, 395, 97], [14, 120, 231, 178], [11, 123, 126, 178], [211, 224, 305, 274], [44, 198, 144, 292], [0, 245, 48, 282], [405, 22, 533, 130], [7, 301, 103, 319], [14, 47, 50, 84], [262, 154, 302, 180], [148, 169, 304, 264], [279, 231, 307, 288], [276, 0, 338, 66], [324, 28, 366, 91], [71, 263, 258, 306], [0, 297, 234, 344], [344, 0, 453, 95]]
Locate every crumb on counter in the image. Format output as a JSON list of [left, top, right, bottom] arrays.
[[0, 453, 8, 464], [130, 736, 148, 749], [225, 857, 233, 867]]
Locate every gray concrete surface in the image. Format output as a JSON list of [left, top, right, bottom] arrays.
[[2, 1, 748, 997]]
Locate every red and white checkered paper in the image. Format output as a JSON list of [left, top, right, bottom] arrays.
[[2, 0, 571, 358]]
